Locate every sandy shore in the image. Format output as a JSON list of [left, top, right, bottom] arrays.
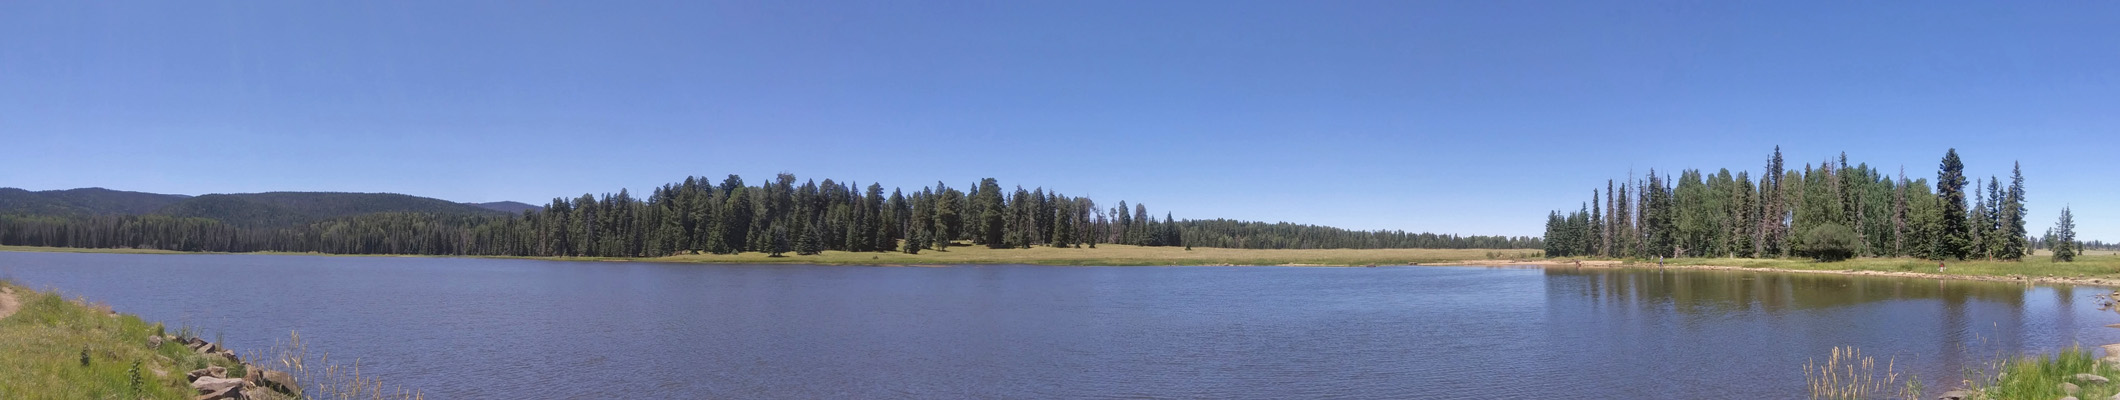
[[1438, 259, 2120, 288]]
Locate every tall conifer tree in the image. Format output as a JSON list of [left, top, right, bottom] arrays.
[[1936, 149, 1971, 260]]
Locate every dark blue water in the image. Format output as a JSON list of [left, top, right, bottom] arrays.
[[1, 251, 2114, 399]]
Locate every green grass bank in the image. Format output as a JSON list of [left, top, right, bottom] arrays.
[[0, 281, 253, 399]]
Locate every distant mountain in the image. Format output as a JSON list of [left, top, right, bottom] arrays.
[[468, 201, 542, 214], [154, 192, 509, 227], [0, 187, 192, 216]]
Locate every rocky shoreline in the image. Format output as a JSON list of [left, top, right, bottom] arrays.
[[150, 334, 301, 400]]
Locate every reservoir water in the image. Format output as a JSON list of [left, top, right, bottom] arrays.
[[2, 251, 2114, 399]]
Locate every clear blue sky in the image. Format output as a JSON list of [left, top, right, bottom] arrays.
[[3, 1, 2115, 240]]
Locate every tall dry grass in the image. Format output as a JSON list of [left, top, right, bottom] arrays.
[[1804, 346, 1921, 400], [247, 331, 425, 400]]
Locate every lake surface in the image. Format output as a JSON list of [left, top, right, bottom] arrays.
[[2, 251, 2116, 399]]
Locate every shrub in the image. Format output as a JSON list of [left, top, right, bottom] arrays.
[[1805, 224, 1858, 262]]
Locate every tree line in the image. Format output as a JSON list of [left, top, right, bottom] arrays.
[[1179, 219, 1540, 250], [2, 175, 1540, 256], [1543, 147, 2079, 262]]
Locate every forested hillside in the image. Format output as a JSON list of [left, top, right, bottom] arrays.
[[1541, 147, 2080, 261], [469, 201, 543, 214], [0, 175, 1539, 256], [0, 188, 190, 216], [154, 192, 505, 227]]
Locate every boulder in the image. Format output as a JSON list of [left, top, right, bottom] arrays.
[[193, 385, 239, 400], [213, 349, 238, 362], [147, 335, 164, 349], [193, 387, 238, 400], [185, 366, 227, 382], [1936, 390, 1972, 400], [191, 376, 244, 394], [242, 366, 261, 385], [2077, 373, 2111, 384], [2062, 382, 2081, 394], [261, 369, 299, 394]]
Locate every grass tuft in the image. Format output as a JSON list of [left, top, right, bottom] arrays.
[[1804, 346, 1921, 400], [1965, 347, 2119, 400], [248, 331, 426, 400]]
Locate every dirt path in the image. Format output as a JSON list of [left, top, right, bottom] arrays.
[[0, 286, 18, 320]]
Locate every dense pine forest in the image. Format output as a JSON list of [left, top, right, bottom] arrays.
[[1542, 147, 2090, 261], [0, 176, 1540, 257]]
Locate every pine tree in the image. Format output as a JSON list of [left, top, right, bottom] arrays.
[[974, 178, 1006, 248], [2052, 206, 2077, 262], [1935, 149, 1971, 260], [1007, 186, 1034, 248], [1051, 196, 1075, 248], [796, 222, 823, 255], [1968, 180, 1992, 259], [1545, 212, 1564, 257], [1616, 181, 1634, 258], [1759, 147, 1786, 258], [887, 188, 908, 249], [1641, 171, 1677, 258], [1984, 177, 2007, 259], [1133, 203, 1150, 246], [718, 187, 754, 254], [1589, 190, 1604, 257], [934, 183, 963, 250], [1729, 170, 1756, 258], [1603, 180, 1615, 257], [2001, 162, 2028, 260], [867, 183, 890, 252], [768, 225, 790, 257]]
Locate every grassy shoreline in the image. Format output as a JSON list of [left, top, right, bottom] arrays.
[[1555, 250, 2120, 287], [0, 281, 254, 399], [0, 280, 421, 399]]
